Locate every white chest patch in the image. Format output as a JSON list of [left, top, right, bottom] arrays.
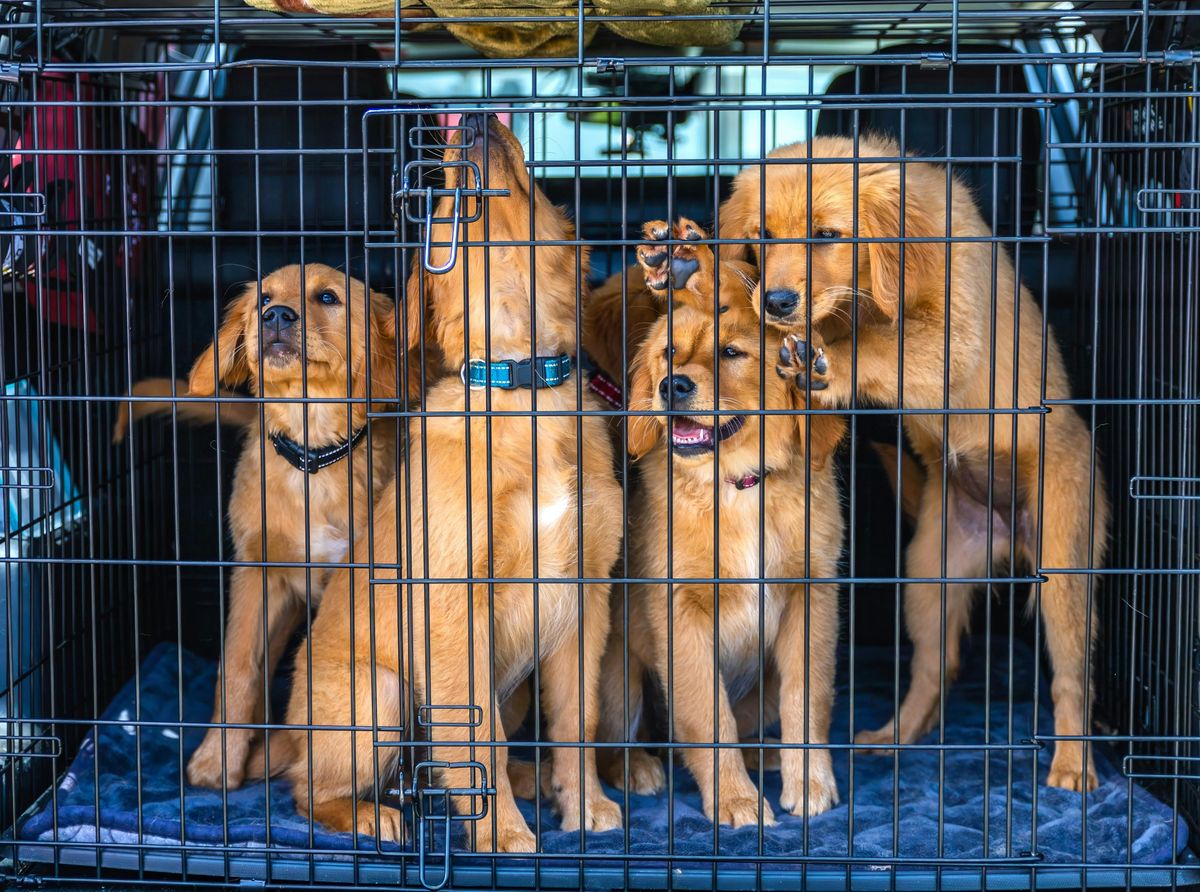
[[538, 491, 573, 529], [309, 524, 350, 563]]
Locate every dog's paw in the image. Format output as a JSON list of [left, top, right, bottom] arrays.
[[852, 722, 898, 756], [603, 749, 666, 795], [473, 819, 537, 853], [186, 733, 245, 789], [666, 218, 705, 289], [560, 793, 623, 834], [1047, 751, 1098, 793], [780, 761, 839, 818], [636, 220, 673, 290], [709, 794, 776, 829], [637, 218, 709, 293], [357, 804, 406, 843], [777, 332, 829, 392]]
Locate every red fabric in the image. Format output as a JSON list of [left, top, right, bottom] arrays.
[[6, 66, 166, 332]]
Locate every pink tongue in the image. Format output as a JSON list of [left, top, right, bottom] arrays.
[[671, 419, 712, 446]]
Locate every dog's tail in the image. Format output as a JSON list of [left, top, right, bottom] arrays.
[[111, 377, 257, 444], [243, 732, 296, 780], [869, 441, 926, 526]]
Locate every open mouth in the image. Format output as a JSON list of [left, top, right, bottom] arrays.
[[669, 415, 746, 454]]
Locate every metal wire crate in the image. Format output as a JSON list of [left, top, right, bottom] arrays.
[[0, 1, 1198, 889]]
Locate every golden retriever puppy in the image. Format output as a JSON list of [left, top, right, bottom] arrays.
[[583, 217, 758, 387], [719, 133, 1109, 792], [598, 280, 846, 826], [273, 114, 623, 851], [114, 264, 403, 791]]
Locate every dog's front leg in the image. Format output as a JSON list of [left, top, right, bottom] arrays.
[[542, 583, 623, 833], [189, 566, 299, 789], [659, 590, 776, 828], [775, 584, 839, 818]]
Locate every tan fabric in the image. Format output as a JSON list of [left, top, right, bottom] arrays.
[[243, 0, 744, 56], [594, 0, 745, 48]]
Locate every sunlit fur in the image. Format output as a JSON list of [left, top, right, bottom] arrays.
[[272, 116, 624, 851], [121, 264, 404, 791], [720, 133, 1109, 791], [596, 291, 846, 827]]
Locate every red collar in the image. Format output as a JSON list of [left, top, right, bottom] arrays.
[[587, 368, 624, 410]]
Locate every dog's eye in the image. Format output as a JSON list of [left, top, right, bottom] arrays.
[[663, 345, 676, 360], [317, 290, 341, 306], [721, 345, 744, 359], [815, 228, 841, 240], [763, 229, 774, 241], [260, 292, 271, 306]]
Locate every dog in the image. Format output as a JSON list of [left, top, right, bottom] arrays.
[[719, 133, 1109, 792], [270, 114, 623, 851], [596, 255, 846, 825], [117, 263, 403, 790]]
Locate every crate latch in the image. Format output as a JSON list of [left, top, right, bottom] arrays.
[[391, 156, 510, 275], [409, 759, 493, 891], [920, 52, 951, 70]]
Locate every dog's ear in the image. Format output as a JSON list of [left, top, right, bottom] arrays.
[[188, 286, 253, 396], [625, 332, 664, 460], [358, 290, 401, 404], [859, 165, 941, 322], [717, 166, 762, 264]]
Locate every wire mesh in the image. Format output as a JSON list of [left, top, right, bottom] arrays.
[[0, 1, 1197, 889]]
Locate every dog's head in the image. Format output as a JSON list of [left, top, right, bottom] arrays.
[[187, 263, 402, 418], [719, 134, 943, 334], [626, 298, 843, 478], [408, 114, 585, 369]]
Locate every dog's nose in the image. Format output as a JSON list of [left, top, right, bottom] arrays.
[[659, 375, 696, 403], [262, 305, 298, 330], [764, 289, 799, 319]]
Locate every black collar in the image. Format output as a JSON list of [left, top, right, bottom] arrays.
[[270, 426, 368, 475]]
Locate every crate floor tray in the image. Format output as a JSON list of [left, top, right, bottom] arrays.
[[15, 641, 1194, 889]]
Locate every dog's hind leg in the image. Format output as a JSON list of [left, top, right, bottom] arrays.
[[1026, 452, 1106, 792], [424, 583, 535, 854], [286, 648, 406, 843], [854, 472, 995, 752]]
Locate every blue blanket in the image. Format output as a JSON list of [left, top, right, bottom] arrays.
[[19, 639, 1188, 877]]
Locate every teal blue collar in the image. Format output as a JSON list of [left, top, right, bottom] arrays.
[[461, 353, 573, 390]]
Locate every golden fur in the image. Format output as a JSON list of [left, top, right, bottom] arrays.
[[123, 264, 403, 790], [597, 267, 846, 826], [719, 134, 1109, 791], [272, 115, 624, 851]]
